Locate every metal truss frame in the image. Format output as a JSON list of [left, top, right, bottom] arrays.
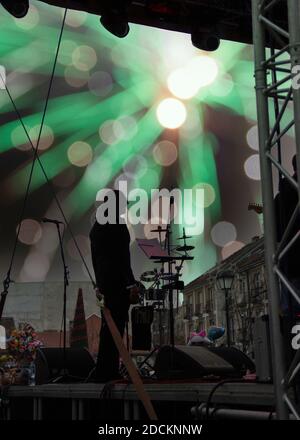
[[252, 0, 300, 420]]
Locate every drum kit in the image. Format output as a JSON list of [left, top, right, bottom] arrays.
[[139, 226, 195, 347], [140, 227, 195, 295]]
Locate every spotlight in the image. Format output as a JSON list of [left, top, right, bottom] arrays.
[[100, 13, 130, 38], [191, 31, 220, 52], [1, 0, 29, 18], [100, 1, 130, 38]]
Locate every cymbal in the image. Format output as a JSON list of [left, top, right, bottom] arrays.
[[151, 227, 168, 233], [153, 255, 193, 263], [177, 235, 193, 240], [176, 245, 195, 252], [179, 255, 194, 261], [151, 255, 175, 261]]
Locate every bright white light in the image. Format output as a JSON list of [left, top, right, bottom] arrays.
[[156, 98, 187, 129], [167, 56, 219, 100], [189, 56, 219, 86], [168, 68, 200, 100]]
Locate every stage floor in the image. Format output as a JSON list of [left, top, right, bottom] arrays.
[[2, 380, 276, 420]]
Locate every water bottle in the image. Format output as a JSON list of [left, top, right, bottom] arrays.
[[28, 362, 35, 386]]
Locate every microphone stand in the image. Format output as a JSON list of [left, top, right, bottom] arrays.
[[52, 221, 70, 382]]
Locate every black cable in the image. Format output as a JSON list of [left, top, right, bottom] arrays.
[[205, 378, 252, 420]]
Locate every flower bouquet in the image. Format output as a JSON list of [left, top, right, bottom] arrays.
[[0, 323, 42, 386], [7, 323, 42, 366]]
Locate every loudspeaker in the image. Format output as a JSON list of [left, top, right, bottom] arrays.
[[154, 345, 255, 380], [35, 348, 95, 384]]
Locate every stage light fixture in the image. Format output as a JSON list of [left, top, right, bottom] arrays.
[[100, 2, 130, 38], [100, 13, 130, 38], [1, 0, 29, 18], [191, 31, 220, 52]]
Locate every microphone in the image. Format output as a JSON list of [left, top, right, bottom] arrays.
[[42, 217, 64, 225]]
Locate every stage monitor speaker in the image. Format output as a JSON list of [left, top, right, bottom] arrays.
[[154, 345, 255, 380], [35, 347, 95, 384]]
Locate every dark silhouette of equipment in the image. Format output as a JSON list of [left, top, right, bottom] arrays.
[[131, 306, 154, 351], [191, 30, 220, 51], [253, 315, 273, 382], [1, 0, 29, 18], [154, 345, 255, 380], [34, 347, 95, 384]]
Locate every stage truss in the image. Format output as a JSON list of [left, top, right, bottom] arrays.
[[252, 0, 300, 420]]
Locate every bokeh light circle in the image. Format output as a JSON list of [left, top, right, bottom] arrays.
[[153, 141, 178, 166], [29, 125, 54, 151], [65, 10, 87, 28], [99, 120, 124, 144], [123, 155, 148, 179], [156, 98, 187, 129], [17, 219, 42, 245], [64, 66, 90, 88], [116, 116, 138, 141], [72, 45, 97, 72], [246, 125, 259, 151], [192, 183, 216, 208], [244, 154, 261, 180], [211, 221, 237, 247], [68, 141, 93, 167], [88, 71, 113, 97], [58, 40, 78, 66]]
